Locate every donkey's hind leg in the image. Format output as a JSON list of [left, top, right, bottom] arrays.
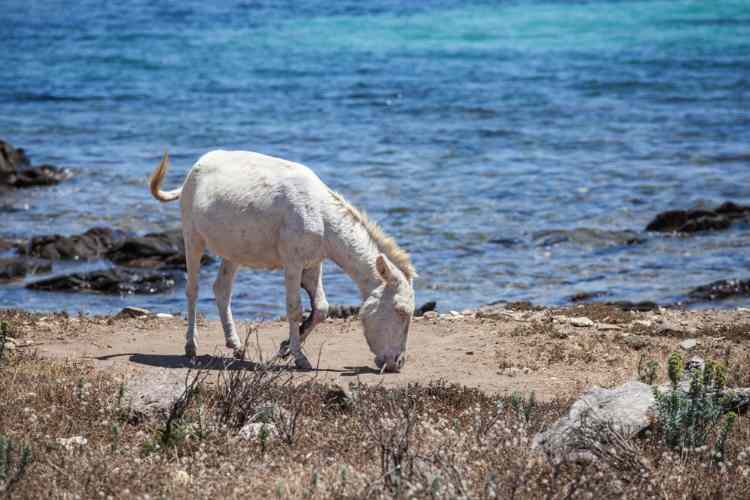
[[183, 231, 206, 358], [300, 264, 329, 343], [278, 263, 329, 357], [213, 258, 242, 354], [283, 264, 311, 370]]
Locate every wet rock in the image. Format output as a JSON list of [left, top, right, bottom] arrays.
[[3, 164, 72, 188], [414, 300, 437, 317], [568, 291, 609, 303], [646, 202, 750, 233], [0, 257, 52, 282], [105, 229, 211, 270], [24, 227, 124, 261], [605, 301, 660, 312], [26, 268, 180, 294], [0, 139, 31, 175], [0, 237, 24, 253], [0, 139, 71, 189], [533, 228, 644, 248], [688, 278, 750, 302]]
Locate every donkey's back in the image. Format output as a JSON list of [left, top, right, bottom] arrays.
[[180, 150, 330, 269]]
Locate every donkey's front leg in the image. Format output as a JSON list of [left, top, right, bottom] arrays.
[[284, 265, 312, 370]]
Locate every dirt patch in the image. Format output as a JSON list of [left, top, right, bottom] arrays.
[[4, 305, 750, 402]]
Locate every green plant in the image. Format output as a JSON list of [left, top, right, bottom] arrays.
[[653, 353, 729, 449], [510, 391, 536, 423], [637, 354, 659, 385], [0, 434, 32, 494], [713, 411, 737, 464]]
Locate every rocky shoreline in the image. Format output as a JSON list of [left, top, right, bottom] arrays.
[[2, 137, 750, 309]]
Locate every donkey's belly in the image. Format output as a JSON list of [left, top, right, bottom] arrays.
[[194, 212, 284, 270]]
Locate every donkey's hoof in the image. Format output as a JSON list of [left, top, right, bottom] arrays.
[[294, 355, 312, 371], [278, 339, 292, 359], [185, 344, 197, 358]]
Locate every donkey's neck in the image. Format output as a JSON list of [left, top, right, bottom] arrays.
[[324, 217, 382, 300]]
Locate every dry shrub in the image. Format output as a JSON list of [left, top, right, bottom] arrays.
[[3, 329, 750, 498]]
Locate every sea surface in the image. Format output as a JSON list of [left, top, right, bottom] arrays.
[[1, 0, 749, 318]]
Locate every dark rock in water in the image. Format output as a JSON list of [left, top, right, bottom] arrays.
[[605, 301, 660, 312], [533, 228, 644, 248], [25, 227, 124, 261], [105, 229, 211, 270], [568, 291, 609, 303], [488, 238, 524, 248], [4, 164, 72, 188], [0, 237, 24, 254], [0, 257, 52, 282], [0, 139, 71, 189], [414, 300, 437, 317], [0, 139, 31, 176], [26, 268, 180, 294], [646, 202, 750, 233], [688, 279, 750, 302]]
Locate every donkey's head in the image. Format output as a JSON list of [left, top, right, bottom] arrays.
[[360, 254, 415, 373]]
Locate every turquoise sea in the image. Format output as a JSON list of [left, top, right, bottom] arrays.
[[1, 0, 749, 317]]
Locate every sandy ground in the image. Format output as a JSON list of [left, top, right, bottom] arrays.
[[7, 303, 750, 403]]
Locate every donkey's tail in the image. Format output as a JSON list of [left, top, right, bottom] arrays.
[[149, 151, 182, 202]]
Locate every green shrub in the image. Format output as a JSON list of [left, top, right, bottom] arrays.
[[652, 353, 731, 450], [0, 434, 32, 494]]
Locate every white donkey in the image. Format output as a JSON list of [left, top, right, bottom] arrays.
[[149, 150, 416, 372]]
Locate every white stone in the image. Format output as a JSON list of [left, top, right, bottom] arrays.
[[239, 422, 277, 441], [155, 313, 174, 319], [569, 317, 594, 328], [56, 436, 88, 450], [679, 338, 699, 351], [532, 381, 654, 462], [172, 470, 192, 485]]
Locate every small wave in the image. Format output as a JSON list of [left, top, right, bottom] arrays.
[[10, 92, 144, 103]]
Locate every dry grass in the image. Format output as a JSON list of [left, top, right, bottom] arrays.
[[2, 339, 750, 499]]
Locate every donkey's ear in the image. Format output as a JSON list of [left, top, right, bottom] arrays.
[[375, 254, 394, 283]]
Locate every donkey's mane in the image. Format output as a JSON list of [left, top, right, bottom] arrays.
[[328, 189, 417, 281]]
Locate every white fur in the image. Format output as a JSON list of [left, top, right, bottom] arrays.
[[149, 150, 415, 372]]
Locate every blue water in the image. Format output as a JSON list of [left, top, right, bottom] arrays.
[[1, 0, 749, 317]]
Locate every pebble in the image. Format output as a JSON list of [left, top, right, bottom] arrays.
[[56, 435, 88, 450], [632, 320, 653, 328], [623, 335, 649, 350], [570, 317, 594, 328], [118, 306, 152, 318], [597, 323, 621, 331], [172, 470, 192, 485], [423, 311, 438, 320], [155, 313, 174, 319]]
